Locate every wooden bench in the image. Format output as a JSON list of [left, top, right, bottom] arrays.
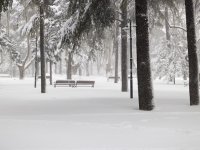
[[107, 76, 120, 81], [76, 80, 95, 87], [54, 80, 76, 87], [0, 74, 10, 78]]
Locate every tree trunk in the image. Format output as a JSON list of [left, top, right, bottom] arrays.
[[165, 7, 174, 83], [90, 61, 93, 75], [40, 1, 46, 93], [34, 34, 38, 88], [6, 9, 13, 78], [0, 51, 3, 65], [59, 53, 62, 74], [6, 9, 10, 36], [31, 61, 35, 77], [79, 67, 82, 76], [18, 66, 25, 80], [165, 7, 171, 43], [120, 0, 128, 92], [55, 63, 57, 74], [185, 0, 199, 105], [114, 15, 119, 83], [67, 52, 72, 79], [50, 60, 53, 85], [136, 0, 154, 110], [97, 64, 101, 74], [86, 61, 90, 76]]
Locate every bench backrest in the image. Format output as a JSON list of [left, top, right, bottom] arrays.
[[56, 80, 75, 83], [76, 80, 95, 84]]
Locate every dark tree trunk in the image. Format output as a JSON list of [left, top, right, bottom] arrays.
[[120, 0, 128, 92], [67, 52, 72, 79], [114, 16, 119, 83], [40, 2, 46, 93], [18, 66, 25, 80], [185, 0, 199, 105], [136, 0, 154, 110], [50, 60, 53, 85]]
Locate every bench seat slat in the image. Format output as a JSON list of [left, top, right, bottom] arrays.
[[54, 80, 76, 87]]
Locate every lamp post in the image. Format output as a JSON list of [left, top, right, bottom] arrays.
[[34, 33, 38, 88], [122, 19, 134, 99], [115, 12, 134, 99], [129, 20, 133, 99], [122, 20, 134, 99]]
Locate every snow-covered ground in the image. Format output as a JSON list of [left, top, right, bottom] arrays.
[[0, 76, 200, 150]]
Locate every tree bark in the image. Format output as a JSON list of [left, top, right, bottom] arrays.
[[67, 52, 72, 79], [136, 0, 154, 110], [86, 61, 90, 76], [34, 34, 38, 88], [6, 9, 13, 78], [114, 17, 119, 83], [40, 1, 46, 93], [185, 0, 199, 105], [50, 60, 53, 85], [165, 7, 171, 43], [18, 66, 25, 80], [120, 0, 128, 92], [59, 53, 62, 74], [55, 63, 57, 74]]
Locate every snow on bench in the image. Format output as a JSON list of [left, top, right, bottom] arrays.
[[54, 80, 76, 87], [76, 80, 95, 87]]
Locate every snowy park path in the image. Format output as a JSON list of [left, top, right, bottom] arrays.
[[0, 77, 200, 150]]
